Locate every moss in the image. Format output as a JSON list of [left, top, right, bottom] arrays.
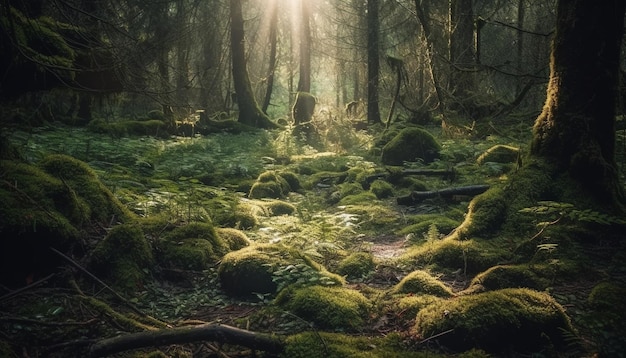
[[476, 145, 520, 165], [398, 237, 505, 274], [455, 187, 507, 238], [275, 285, 371, 330], [466, 264, 550, 292], [218, 244, 285, 297], [217, 244, 344, 297], [261, 199, 297, 216], [588, 282, 626, 309], [217, 227, 251, 250], [91, 224, 154, 293], [157, 222, 228, 270], [282, 331, 444, 358], [39, 154, 134, 224], [278, 171, 301, 191], [249, 171, 291, 199], [381, 128, 441, 165], [336, 252, 376, 279], [586, 282, 626, 356], [396, 294, 444, 318], [369, 179, 394, 199], [0, 156, 132, 286], [398, 216, 461, 238], [414, 288, 574, 353], [338, 191, 378, 205], [392, 270, 454, 297]]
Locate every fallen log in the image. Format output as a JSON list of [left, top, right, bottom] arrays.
[[365, 168, 456, 187], [397, 185, 490, 205], [89, 323, 284, 357]]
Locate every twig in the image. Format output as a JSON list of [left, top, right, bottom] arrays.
[[419, 329, 454, 344], [0, 273, 55, 303]]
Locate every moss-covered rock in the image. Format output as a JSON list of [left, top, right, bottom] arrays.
[[398, 237, 505, 274], [476, 145, 520, 165], [398, 216, 461, 239], [586, 282, 626, 356], [392, 270, 454, 297], [261, 199, 297, 216], [381, 128, 441, 165], [338, 191, 378, 205], [275, 285, 372, 330], [278, 171, 301, 191], [0, 155, 133, 287], [91, 224, 154, 293], [157, 222, 228, 271], [336, 252, 376, 279], [249, 171, 292, 199], [217, 227, 251, 251], [369, 179, 394, 199], [396, 294, 444, 319], [414, 288, 574, 353], [466, 264, 550, 292]]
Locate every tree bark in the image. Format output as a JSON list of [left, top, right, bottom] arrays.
[[229, 0, 277, 129], [89, 323, 284, 357], [531, 0, 625, 206], [297, 0, 312, 93], [448, 0, 476, 111], [366, 0, 381, 124], [262, 0, 278, 114]]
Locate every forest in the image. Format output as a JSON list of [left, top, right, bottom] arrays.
[[1, 0, 625, 357]]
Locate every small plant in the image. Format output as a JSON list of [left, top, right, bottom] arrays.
[[272, 262, 340, 293]]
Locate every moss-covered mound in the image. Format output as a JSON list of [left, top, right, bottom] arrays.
[[275, 285, 372, 330], [398, 237, 505, 274], [476, 144, 520, 165], [392, 270, 454, 297], [414, 288, 574, 353], [218, 244, 344, 297], [261, 199, 297, 216], [0, 155, 133, 287], [466, 264, 550, 292], [157, 222, 228, 271], [249, 171, 293, 199], [586, 282, 626, 356], [91, 224, 154, 293], [381, 127, 441, 165], [336, 252, 376, 279], [369, 179, 394, 199], [217, 227, 251, 250]]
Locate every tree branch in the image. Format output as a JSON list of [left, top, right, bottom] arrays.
[[89, 323, 284, 357]]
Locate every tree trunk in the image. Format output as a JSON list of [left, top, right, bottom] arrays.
[[297, 0, 311, 93], [366, 0, 381, 124], [531, 0, 625, 206], [448, 0, 476, 111], [261, 0, 278, 114], [229, 0, 277, 129]]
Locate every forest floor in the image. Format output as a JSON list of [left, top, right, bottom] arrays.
[[2, 118, 626, 357]]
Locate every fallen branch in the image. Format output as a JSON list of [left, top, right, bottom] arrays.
[[89, 323, 284, 357], [397, 185, 489, 205], [366, 168, 456, 187]]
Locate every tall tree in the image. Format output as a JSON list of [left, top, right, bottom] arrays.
[[297, 0, 312, 93], [261, 0, 279, 114], [530, 0, 625, 206], [229, 0, 276, 129], [366, 0, 381, 124], [454, 0, 625, 243], [448, 0, 476, 109]]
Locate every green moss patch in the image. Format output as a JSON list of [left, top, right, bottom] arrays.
[[369, 179, 394, 199], [157, 222, 228, 270], [336, 252, 376, 279], [217, 227, 251, 250], [275, 285, 372, 330], [392, 270, 454, 297], [414, 288, 574, 353], [466, 264, 551, 292], [91, 224, 154, 293], [381, 127, 441, 165], [218, 244, 344, 297], [249, 171, 293, 199]]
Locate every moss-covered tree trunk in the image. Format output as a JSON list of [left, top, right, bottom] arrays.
[[531, 0, 625, 207], [455, 0, 625, 242], [229, 0, 277, 129]]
